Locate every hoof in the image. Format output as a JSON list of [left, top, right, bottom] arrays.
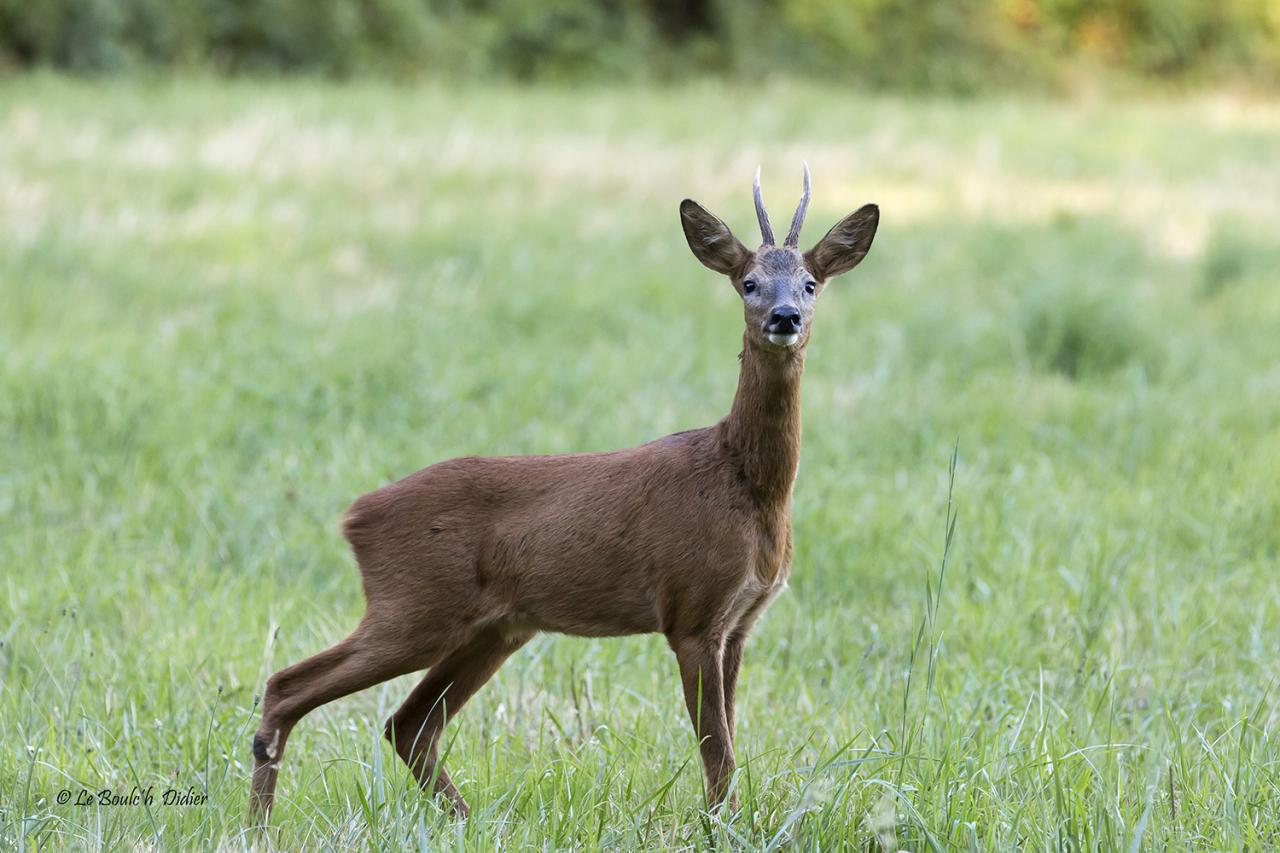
[[445, 793, 471, 820]]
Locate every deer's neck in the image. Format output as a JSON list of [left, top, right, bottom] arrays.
[[719, 335, 805, 508]]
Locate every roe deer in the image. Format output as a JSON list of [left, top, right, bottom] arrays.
[[249, 166, 879, 822]]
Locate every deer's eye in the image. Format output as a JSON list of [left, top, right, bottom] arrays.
[[743, 280, 757, 294], [804, 281, 817, 295]]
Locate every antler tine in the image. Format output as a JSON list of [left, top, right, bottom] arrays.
[[785, 161, 811, 247], [753, 165, 775, 246]]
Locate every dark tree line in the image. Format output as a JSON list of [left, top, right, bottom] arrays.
[[1, 0, 1276, 90]]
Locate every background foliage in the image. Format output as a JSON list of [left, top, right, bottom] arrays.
[[1, 0, 1279, 89]]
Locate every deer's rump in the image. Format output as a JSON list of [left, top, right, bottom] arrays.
[[339, 433, 759, 640]]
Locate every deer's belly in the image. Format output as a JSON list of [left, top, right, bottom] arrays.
[[500, 550, 664, 638], [514, 588, 663, 638]]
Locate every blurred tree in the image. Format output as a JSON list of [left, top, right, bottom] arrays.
[[645, 0, 716, 42], [0, 0, 1275, 87]]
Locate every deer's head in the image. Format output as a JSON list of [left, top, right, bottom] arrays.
[[680, 165, 879, 353]]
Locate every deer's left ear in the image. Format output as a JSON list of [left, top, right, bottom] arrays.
[[805, 204, 879, 281], [680, 199, 752, 277]]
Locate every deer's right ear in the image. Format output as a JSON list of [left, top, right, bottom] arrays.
[[680, 200, 751, 277]]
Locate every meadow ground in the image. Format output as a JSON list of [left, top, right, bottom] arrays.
[[2, 76, 1279, 850]]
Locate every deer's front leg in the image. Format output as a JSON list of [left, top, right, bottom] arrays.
[[721, 631, 746, 746], [671, 635, 735, 807], [723, 600, 767, 751]]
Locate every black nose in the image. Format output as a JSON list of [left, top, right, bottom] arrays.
[[768, 307, 802, 333]]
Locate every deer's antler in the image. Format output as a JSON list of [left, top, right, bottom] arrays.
[[754, 166, 775, 246], [785, 162, 811, 247]]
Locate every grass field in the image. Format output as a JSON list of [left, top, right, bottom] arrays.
[[2, 76, 1279, 850]]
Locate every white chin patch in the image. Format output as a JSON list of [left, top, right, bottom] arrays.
[[766, 333, 801, 348]]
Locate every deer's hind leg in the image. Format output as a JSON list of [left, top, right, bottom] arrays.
[[384, 625, 531, 817], [249, 616, 455, 823]]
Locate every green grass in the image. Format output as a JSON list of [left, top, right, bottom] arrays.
[[2, 75, 1279, 850]]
